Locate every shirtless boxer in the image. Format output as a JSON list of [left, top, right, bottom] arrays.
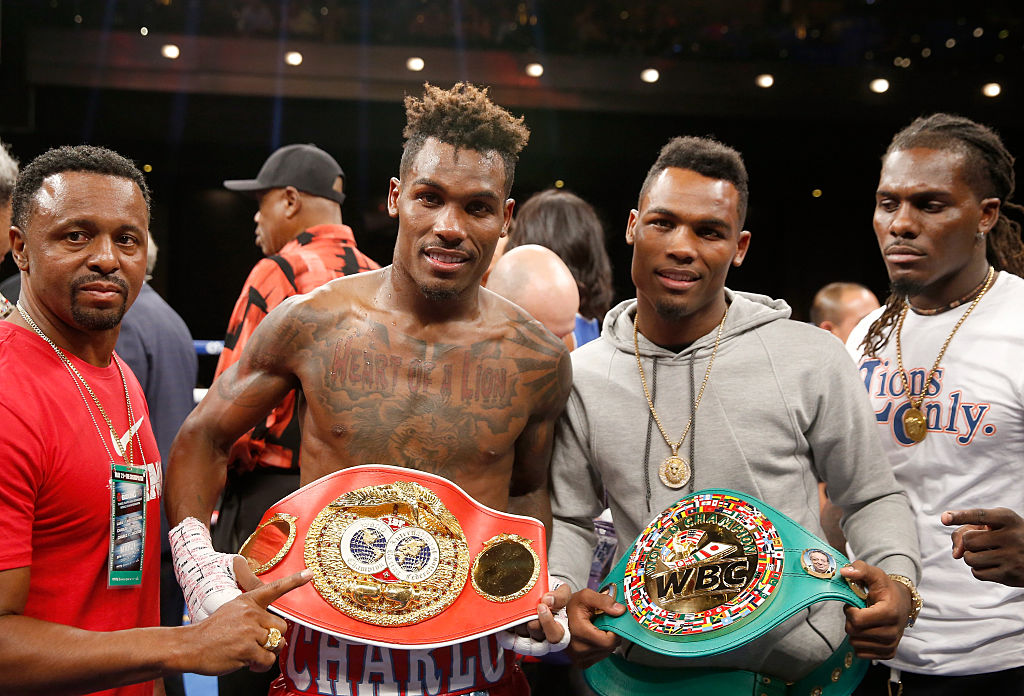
[[166, 82, 571, 695]]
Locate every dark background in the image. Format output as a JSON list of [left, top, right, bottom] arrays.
[[2, 1, 1022, 384]]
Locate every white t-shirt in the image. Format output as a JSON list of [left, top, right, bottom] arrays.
[[847, 271, 1024, 676]]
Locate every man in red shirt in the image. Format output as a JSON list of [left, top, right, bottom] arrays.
[[215, 144, 379, 695], [0, 144, 308, 695]]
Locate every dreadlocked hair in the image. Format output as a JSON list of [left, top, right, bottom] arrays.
[[400, 82, 530, 198], [860, 113, 1024, 358]]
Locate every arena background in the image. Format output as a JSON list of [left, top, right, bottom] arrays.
[[1, 1, 1021, 385]]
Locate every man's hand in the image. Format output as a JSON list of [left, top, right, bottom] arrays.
[[566, 586, 626, 669], [525, 582, 572, 642], [841, 561, 912, 660], [498, 582, 572, 656], [182, 569, 311, 675], [943, 508, 1024, 587]]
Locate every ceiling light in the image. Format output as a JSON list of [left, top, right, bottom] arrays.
[[161, 44, 180, 60], [973, 27, 984, 38], [140, 26, 149, 36], [982, 82, 1002, 97], [945, 38, 956, 48], [640, 68, 660, 83], [406, 57, 425, 72], [755, 73, 774, 88], [525, 62, 544, 78], [869, 78, 890, 93], [812, 189, 823, 198], [285, 51, 303, 66]]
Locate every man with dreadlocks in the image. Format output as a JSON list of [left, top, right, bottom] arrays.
[[847, 113, 1024, 693], [165, 83, 571, 695]]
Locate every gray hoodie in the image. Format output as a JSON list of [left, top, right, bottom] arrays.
[[549, 290, 920, 679]]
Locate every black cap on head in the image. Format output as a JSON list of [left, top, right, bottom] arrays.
[[224, 143, 346, 205]]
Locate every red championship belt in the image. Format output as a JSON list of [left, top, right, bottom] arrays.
[[239, 464, 548, 650]]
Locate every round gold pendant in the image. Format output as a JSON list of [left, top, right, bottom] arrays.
[[903, 407, 928, 443], [659, 455, 691, 489]]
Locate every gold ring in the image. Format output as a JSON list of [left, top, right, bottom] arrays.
[[262, 627, 282, 651]]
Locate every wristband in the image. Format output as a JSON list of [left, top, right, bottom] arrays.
[[169, 516, 242, 622]]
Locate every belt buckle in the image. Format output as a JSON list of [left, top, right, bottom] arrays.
[[239, 464, 549, 649], [593, 489, 867, 657]]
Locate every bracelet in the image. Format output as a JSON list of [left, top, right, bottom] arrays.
[[887, 574, 922, 628]]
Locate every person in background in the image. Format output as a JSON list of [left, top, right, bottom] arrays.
[[0, 140, 19, 318], [506, 189, 614, 348], [810, 281, 880, 344], [486, 243, 581, 344]]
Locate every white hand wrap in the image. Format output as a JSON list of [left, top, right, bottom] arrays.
[[497, 610, 571, 656], [496, 576, 571, 656], [169, 516, 242, 622]]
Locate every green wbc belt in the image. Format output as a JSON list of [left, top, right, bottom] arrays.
[[588, 489, 869, 695]]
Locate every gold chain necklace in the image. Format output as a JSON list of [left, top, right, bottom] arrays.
[[896, 266, 995, 444], [16, 302, 137, 467], [634, 305, 728, 489]]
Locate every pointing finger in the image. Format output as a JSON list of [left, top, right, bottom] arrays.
[[942, 508, 1006, 528], [246, 569, 313, 608]]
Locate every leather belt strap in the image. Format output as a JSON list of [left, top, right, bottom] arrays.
[[586, 637, 867, 696]]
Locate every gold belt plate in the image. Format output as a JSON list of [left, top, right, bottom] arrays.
[[304, 480, 470, 626]]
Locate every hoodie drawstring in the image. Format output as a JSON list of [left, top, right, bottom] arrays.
[[687, 349, 696, 493], [643, 358, 657, 514]]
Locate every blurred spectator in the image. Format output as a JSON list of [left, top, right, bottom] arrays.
[[810, 281, 880, 343], [0, 140, 18, 319], [507, 188, 614, 349], [486, 243, 580, 344]]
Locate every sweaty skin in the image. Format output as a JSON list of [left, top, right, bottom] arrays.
[[177, 270, 571, 518]]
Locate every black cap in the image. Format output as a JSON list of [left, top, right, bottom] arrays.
[[224, 143, 346, 205]]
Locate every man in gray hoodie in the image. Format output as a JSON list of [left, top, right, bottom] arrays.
[[548, 136, 921, 690]]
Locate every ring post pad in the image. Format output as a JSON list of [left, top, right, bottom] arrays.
[[239, 464, 548, 650], [592, 489, 866, 658]]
